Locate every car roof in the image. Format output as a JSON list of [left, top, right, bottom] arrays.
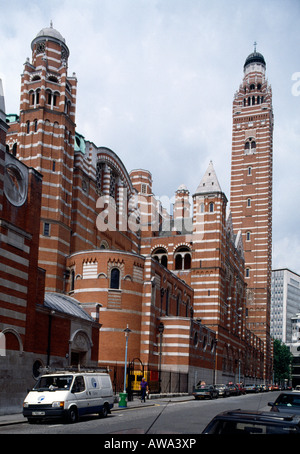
[[214, 409, 300, 424]]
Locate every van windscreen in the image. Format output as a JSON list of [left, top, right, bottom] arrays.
[[33, 375, 73, 391]]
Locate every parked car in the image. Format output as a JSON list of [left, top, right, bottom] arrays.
[[215, 384, 230, 398], [227, 383, 240, 396], [245, 384, 258, 393], [202, 409, 300, 434], [260, 384, 268, 392], [236, 383, 246, 395], [268, 392, 300, 415], [192, 384, 218, 400]]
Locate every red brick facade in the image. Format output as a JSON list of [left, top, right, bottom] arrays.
[[1, 27, 270, 413], [230, 49, 273, 381]]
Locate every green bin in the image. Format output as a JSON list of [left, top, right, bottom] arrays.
[[119, 392, 128, 407]]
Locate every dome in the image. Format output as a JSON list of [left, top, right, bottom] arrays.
[[35, 23, 66, 43], [31, 22, 69, 57], [177, 184, 189, 193], [244, 51, 266, 70]]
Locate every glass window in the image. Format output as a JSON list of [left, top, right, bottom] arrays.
[[110, 268, 120, 289], [72, 376, 85, 393]]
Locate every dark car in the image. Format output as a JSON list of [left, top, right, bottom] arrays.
[[215, 384, 230, 398], [227, 383, 240, 396], [192, 384, 218, 400], [202, 409, 300, 434], [245, 383, 258, 393], [269, 392, 300, 415], [236, 383, 246, 395]]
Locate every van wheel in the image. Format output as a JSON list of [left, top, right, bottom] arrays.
[[67, 407, 78, 423], [100, 404, 109, 418], [27, 418, 38, 424]]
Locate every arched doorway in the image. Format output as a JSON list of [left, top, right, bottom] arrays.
[[69, 330, 93, 366]]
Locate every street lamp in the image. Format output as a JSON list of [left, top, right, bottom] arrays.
[[158, 322, 164, 393], [119, 324, 132, 408]]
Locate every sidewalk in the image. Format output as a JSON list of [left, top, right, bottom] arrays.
[[0, 394, 192, 427]]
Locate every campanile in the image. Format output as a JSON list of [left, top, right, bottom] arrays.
[[230, 46, 274, 381], [16, 24, 77, 292]]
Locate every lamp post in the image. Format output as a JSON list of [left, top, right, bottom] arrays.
[[119, 324, 131, 408], [158, 322, 164, 393]]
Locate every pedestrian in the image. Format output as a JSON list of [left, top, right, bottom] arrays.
[[140, 377, 149, 402]]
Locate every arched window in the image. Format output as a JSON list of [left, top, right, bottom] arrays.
[[161, 255, 168, 268], [176, 294, 180, 316], [184, 254, 191, 270], [48, 75, 59, 83], [70, 269, 75, 291], [152, 248, 168, 268], [165, 288, 169, 316], [12, 143, 17, 157], [34, 119, 38, 133], [46, 89, 59, 109], [209, 202, 214, 213], [26, 121, 30, 134], [175, 254, 182, 270], [110, 268, 120, 289], [174, 246, 191, 270], [96, 162, 104, 195], [251, 141, 256, 149], [247, 198, 251, 207], [246, 231, 251, 241]]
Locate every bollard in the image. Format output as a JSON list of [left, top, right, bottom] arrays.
[[119, 392, 128, 408]]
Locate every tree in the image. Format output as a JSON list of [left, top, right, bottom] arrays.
[[273, 339, 293, 384]]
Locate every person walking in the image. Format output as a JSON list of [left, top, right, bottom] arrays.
[[140, 377, 149, 402]]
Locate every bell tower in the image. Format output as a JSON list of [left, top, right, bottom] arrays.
[[230, 45, 273, 381], [18, 23, 77, 292]]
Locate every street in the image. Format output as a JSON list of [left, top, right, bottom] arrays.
[[0, 391, 281, 435]]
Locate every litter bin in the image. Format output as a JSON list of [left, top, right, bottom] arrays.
[[119, 392, 128, 408]]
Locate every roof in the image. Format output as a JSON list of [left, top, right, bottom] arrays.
[[31, 22, 69, 57], [44, 292, 94, 322], [194, 161, 222, 195], [35, 23, 66, 43], [244, 51, 266, 69]]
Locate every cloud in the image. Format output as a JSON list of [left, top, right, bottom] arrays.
[[0, 0, 300, 274]]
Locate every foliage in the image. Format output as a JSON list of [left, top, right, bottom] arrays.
[[273, 339, 293, 383]]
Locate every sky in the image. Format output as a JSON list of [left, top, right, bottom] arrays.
[[0, 0, 299, 274]]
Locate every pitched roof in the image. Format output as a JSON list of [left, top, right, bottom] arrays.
[[44, 292, 94, 322], [194, 161, 222, 195]]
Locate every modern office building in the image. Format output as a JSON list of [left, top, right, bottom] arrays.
[[271, 268, 300, 344]]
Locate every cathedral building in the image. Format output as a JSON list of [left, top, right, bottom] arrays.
[[230, 45, 273, 380], [1, 25, 271, 412]]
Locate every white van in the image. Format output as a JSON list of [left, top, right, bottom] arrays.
[[23, 371, 114, 423]]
